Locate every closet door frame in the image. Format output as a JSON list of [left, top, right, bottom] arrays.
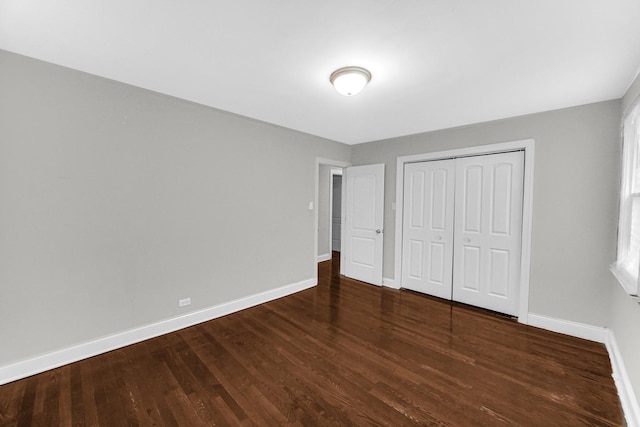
[[394, 139, 535, 324]]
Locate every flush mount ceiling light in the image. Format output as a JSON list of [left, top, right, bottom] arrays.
[[330, 66, 372, 96]]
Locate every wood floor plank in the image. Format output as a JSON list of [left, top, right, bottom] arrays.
[[15, 377, 37, 427], [0, 253, 625, 425], [207, 317, 329, 425], [235, 313, 387, 425], [0, 377, 25, 427], [77, 361, 99, 426], [187, 330, 287, 425]]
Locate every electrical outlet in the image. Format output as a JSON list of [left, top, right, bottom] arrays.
[[179, 298, 191, 307]]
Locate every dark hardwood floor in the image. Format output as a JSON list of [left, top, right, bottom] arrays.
[[0, 252, 623, 426]]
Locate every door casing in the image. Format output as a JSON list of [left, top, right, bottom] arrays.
[[394, 140, 535, 324], [314, 158, 351, 284]]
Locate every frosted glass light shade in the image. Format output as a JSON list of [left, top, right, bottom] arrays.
[[330, 67, 371, 96]]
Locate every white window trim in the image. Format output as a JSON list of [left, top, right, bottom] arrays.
[[611, 99, 640, 297], [610, 265, 639, 296]]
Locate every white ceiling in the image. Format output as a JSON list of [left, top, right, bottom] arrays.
[[2, 1, 640, 145]]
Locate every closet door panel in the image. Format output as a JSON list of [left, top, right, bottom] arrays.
[[462, 165, 483, 233], [401, 160, 455, 299], [452, 152, 524, 316]]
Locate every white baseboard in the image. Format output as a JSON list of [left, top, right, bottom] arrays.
[[605, 330, 640, 427], [317, 253, 331, 262], [382, 277, 400, 289], [527, 313, 638, 426], [527, 313, 608, 343], [0, 277, 317, 386]]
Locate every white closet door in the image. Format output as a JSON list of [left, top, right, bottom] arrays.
[[401, 160, 455, 299], [452, 151, 524, 316]]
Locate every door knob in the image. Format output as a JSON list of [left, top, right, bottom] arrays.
[[436, 235, 443, 240], [376, 229, 382, 234], [464, 237, 471, 242]]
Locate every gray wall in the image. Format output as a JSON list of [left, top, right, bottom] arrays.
[[317, 165, 332, 257], [2, 47, 638, 411], [0, 50, 350, 366], [351, 100, 621, 327], [608, 71, 640, 411]]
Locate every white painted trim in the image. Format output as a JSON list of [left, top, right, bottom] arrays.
[[394, 139, 535, 323], [394, 156, 405, 292], [610, 264, 640, 296], [623, 65, 640, 105], [605, 330, 640, 427], [328, 169, 334, 254], [0, 277, 316, 386], [527, 314, 639, 425], [518, 141, 535, 324], [382, 277, 400, 289], [341, 167, 348, 276], [317, 253, 331, 262], [315, 158, 351, 284], [527, 313, 607, 343]]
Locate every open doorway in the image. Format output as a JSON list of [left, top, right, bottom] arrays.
[[315, 159, 349, 271], [317, 165, 343, 262], [330, 169, 343, 256], [314, 159, 384, 287]]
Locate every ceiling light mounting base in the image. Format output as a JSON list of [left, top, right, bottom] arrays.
[[330, 66, 372, 96]]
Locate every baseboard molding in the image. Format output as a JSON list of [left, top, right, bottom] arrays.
[[0, 277, 317, 386], [527, 313, 639, 426], [527, 313, 608, 343], [382, 277, 400, 289], [605, 330, 640, 427], [317, 253, 331, 262]]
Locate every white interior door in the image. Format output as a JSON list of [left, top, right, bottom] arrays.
[[401, 160, 455, 298], [452, 151, 524, 316], [342, 164, 385, 286]]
